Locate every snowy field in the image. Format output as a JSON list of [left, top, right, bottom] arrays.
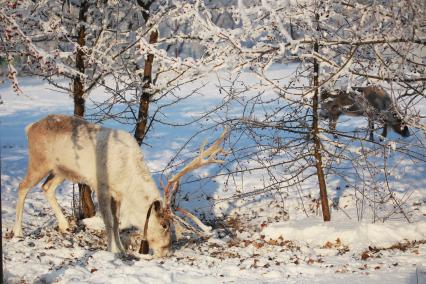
[[1, 68, 426, 284]]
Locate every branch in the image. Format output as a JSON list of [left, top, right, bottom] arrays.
[[350, 70, 426, 82]]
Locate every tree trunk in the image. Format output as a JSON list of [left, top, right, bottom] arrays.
[[312, 15, 331, 221], [134, 30, 158, 146], [74, 0, 95, 220]]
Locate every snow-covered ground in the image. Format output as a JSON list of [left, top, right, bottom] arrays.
[[1, 69, 426, 284]]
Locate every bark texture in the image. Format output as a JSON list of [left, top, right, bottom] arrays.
[[74, 0, 95, 220], [134, 30, 158, 145], [312, 12, 330, 221]]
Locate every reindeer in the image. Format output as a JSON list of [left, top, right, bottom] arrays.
[[320, 86, 409, 141], [13, 114, 227, 256]]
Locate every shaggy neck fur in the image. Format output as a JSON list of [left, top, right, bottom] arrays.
[[118, 154, 162, 229]]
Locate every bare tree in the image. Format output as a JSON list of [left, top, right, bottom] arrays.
[[72, 0, 96, 219], [134, 0, 157, 145], [2, 0, 425, 226], [161, 0, 426, 223]]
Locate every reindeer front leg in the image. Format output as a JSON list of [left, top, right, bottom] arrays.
[[111, 198, 125, 253], [368, 118, 374, 141], [98, 187, 124, 254], [381, 124, 388, 140]]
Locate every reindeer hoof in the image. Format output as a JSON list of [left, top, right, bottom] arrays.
[[58, 223, 70, 233], [109, 244, 126, 255]]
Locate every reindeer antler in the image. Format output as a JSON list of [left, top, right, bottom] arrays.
[[163, 128, 228, 236], [169, 129, 228, 184]]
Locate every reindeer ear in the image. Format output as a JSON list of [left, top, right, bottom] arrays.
[[153, 200, 162, 213]]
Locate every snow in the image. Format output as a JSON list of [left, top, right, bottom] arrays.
[[263, 217, 426, 250], [1, 69, 426, 283]]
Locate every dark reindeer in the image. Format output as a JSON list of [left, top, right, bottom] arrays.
[[320, 86, 409, 140]]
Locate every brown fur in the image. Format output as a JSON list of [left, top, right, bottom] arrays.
[[320, 86, 409, 140], [26, 115, 100, 149], [29, 114, 92, 134], [22, 115, 95, 186]]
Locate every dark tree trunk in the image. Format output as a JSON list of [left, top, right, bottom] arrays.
[[74, 0, 95, 220], [73, 1, 87, 119], [312, 13, 330, 222], [134, 30, 158, 146]]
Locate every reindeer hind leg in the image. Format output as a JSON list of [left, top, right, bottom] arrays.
[[13, 165, 50, 237], [329, 116, 338, 139], [42, 173, 69, 232], [98, 186, 124, 254]]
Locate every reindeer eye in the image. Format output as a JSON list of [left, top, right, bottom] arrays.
[[161, 222, 169, 230]]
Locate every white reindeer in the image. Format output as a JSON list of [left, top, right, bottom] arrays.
[[14, 114, 228, 256], [13, 114, 171, 257]]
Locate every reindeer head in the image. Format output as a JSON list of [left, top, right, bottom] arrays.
[[388, 112, 410, 138], [140, 200, 172, 257], [140, 129, 228, 256]]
